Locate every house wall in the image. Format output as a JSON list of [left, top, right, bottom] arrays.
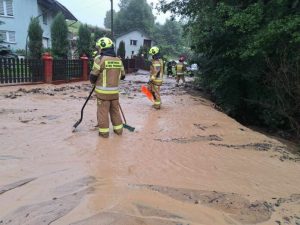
[[1, 0, 38, 50], [0, 0, 69, 51], [115, 31, 152, 58], [38, 5, 54, 49]]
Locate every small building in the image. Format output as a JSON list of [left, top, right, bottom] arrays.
[[0, 0, 77, 50], [115, 30, 153, 58]]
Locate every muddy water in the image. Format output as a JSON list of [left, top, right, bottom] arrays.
[[0, 72, 299, 225]]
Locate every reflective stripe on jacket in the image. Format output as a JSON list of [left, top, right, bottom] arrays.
[[150, 59, 164, 85], [176, 62, 185, 75], [91, 56, 125, 100]]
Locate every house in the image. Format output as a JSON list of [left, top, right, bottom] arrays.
[[0, 0, 77, 51], [115, 30, 153, 58]]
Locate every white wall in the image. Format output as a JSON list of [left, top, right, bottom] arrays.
[[115, 31, 152, 58], [0, 0, 38, 50]]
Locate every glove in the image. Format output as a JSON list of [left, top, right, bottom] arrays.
[[89, 74, 98, 84]]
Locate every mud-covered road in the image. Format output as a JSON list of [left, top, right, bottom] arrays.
[[0, 71, 300, 225]]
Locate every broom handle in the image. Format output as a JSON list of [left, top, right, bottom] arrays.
[[119, 103, 127, 124]]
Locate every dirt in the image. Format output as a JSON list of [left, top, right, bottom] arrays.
[[0, 71, 299, 225]]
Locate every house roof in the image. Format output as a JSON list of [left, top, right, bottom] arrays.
[[37, 0, 77, 21], [115, 29, 151, 40]]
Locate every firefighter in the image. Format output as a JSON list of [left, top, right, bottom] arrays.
[[175, 56, 186, 87], [89, 37, 125, 138], [167, 61, 173, 77], [148, 46, 163, 109]]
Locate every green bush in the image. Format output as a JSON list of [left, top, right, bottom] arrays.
[[159, 0, 300, 137]]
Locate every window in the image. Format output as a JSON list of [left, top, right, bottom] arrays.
[[0, 30, 16, 43], [0, 0, 14, 17], [0, 1, 4, 16], [130, 40, 137, 46], [143, 39, 151, 48], [8, 30, 15, 42], [42, 12, 47, 25], [43, 37, 49, 48], [0, 30, 5, 41]]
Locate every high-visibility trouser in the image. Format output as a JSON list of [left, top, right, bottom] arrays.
[[148, 83, 161, 108], [176, 73, 185, 83], [97, 98, 123, 136]]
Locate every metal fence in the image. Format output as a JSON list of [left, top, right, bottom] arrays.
[[52, 59, 82, 81], [0, 58, 44, 84], [122, 57, 151, 73]]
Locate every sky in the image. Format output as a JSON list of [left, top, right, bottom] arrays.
[[57, 0, 172, 28]]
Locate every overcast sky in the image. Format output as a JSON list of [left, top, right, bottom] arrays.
[[57, 0, 171, 28]]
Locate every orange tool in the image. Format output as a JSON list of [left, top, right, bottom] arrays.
[[141, 85, 154, 102]]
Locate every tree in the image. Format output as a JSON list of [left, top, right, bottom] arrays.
[[28, 17, 43, 59], [118, 0, 131, 9], [153, 20, 184, 58], [138, 45, 149, 59], [114, 0, 155, 35], [117, 41, 126, 59], [159, 0, 300, 137], [51, 13, 69, 58], [77, 24, 92, 57], [104, 9, 117, 29]]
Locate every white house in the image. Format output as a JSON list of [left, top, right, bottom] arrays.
[[115, 30, 153, 58], [0, 0, 77, 50]]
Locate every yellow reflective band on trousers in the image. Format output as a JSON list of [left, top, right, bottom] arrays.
[[99, 128, 109, 133], [113, 124, 123, 130], [154, 79, 163, 84], [153, 64, 161, 67], [105, 60, 122, 69]]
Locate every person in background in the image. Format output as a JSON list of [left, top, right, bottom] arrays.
[[175, 56, 186, 87], [148, 46, 164, 109]]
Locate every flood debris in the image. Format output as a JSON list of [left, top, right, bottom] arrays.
[[0, 178, 36, 195], [69, 211, 182, 225], [132, 184, 272, 224], [155, 135, 223, 144], [209, 142, 273, 151], [136, 204, 183, 220]]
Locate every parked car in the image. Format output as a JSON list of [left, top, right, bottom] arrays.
[[0, 45, 18, 59], [187, 63, 198, 77]]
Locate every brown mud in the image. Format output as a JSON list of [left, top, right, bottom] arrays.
[[0, 71, 300, 225]]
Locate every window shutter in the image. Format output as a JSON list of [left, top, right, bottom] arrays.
[[0, 0, 4, 16], [0, 30, 6, 41], [8, 31, 15, 42], [6, 0, 13, 16]]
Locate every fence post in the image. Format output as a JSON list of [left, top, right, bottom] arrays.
[[42, 52, 53, 83], [81, 54, 89, 81]]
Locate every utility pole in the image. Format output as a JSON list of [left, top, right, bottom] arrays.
[[110, 0, 114, 40]]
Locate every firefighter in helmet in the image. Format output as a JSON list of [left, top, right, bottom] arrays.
[[175, 56, 186, 87], [89, 37, 125, 138], [148, 46, 164, 109]]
